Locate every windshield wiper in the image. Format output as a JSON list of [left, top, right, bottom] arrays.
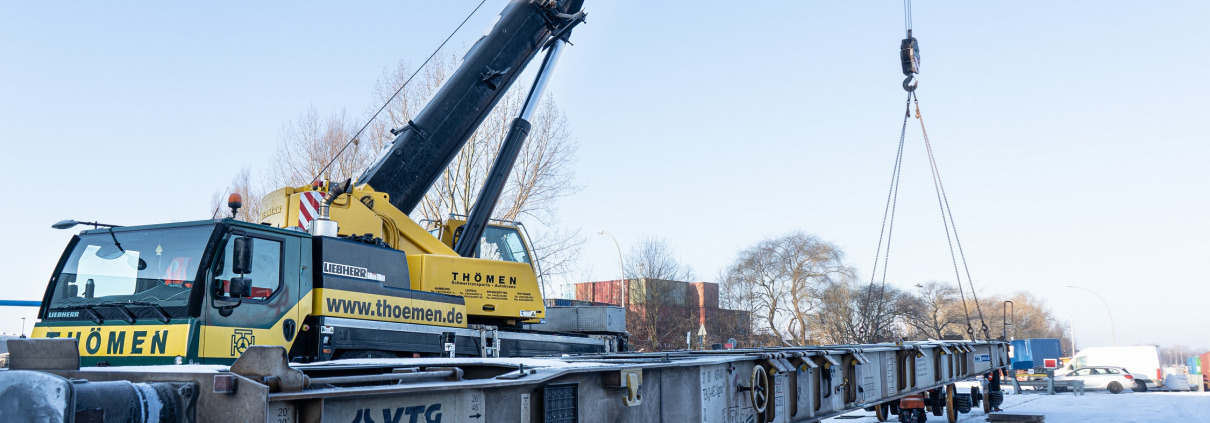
[[90, 303, 136, 324], [93, 301, 173, 324], [121, 301, 172, 324], [80, 305, 104, 325]]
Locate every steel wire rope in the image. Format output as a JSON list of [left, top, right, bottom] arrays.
[[865, 93, 913, 342], [912, 94, 988, 339], [312, 0, 489, 183]]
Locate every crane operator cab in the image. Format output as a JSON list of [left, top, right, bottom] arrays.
[[426, 217, 536, 266]]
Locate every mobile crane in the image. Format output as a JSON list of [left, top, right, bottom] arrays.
[[29, 0, 609, 366], [3, 2, 1012, 422]]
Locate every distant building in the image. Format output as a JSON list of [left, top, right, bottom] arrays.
[[573, 279, 751, 351]]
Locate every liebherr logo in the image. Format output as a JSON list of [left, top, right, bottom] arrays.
[[323, 262, 385, 282]]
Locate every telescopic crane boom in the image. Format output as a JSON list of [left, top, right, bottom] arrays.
[[358, 0, 585, 217]]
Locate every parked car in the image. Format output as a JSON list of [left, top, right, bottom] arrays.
[[1055, 366, 1135, 394], [1056, 346, 1161, 391]]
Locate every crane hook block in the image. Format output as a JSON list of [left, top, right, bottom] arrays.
[[900, 34, 920, 92], [900, 34, 920, 77]]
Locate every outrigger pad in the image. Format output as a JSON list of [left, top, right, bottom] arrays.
[[7, 338, 79, 370]]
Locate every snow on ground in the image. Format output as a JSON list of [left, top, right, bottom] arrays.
[[825, 384, 1210, 422]]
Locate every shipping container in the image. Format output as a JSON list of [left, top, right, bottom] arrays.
[[1200, 352, 1210, 389], [1010, 338, 1064, 370]]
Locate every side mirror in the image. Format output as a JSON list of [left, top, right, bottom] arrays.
[[228, 277, 253, 298], [232, 237, 253, 275]]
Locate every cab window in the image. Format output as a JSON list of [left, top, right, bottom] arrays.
[[215, 235, 282, 300], [478, 226, 531, 264]]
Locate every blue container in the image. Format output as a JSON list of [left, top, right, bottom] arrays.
[[1010, 338, 1063, 370]]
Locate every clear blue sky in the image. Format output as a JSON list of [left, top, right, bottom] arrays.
[[2, 1, 1207, 350]]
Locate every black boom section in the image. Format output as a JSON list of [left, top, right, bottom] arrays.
[[359, 0, 586, 214]]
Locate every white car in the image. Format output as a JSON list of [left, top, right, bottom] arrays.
[[1055, 366, 1135, 394]]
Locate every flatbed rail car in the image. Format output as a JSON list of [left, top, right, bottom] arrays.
[[1, 338, 1008, 422]]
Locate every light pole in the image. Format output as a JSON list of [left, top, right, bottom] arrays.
[[1066, 285, 1116, 346], [20, 317, 26, 338], [597, 231, 626, 307], [1069, 314, 1077, 355]]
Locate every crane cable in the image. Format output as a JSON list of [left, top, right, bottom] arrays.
[[913, 96, 989, 339], [862, 93, 910, 341], [312, 0, 489, 183], [870, 0, 989, 340]]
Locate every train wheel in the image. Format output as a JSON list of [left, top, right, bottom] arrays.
[[931, 388, 944, 416], [954, 393, 972, 413], [875, 402, 890, 422], [946, 384, 957, 423], [982, 388, 991, 413]]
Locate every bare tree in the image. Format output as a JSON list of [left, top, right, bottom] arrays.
[[267, 107, 363, 188], [981, 291, 1068, 345], [721, 232, 853, 346], [718, 268, 763, 347], [811, 281, 907, 344], [625, 237, 696, 281], [900, 281, 967, 339], [621, 237, 697, 351]]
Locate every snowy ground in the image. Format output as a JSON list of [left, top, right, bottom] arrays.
[[824, 383, 1210, 422]]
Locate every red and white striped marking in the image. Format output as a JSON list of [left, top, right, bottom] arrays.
[[298, 191, 324, 230]]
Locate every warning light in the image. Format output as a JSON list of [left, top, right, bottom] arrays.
[[227, 193, 243, 218]]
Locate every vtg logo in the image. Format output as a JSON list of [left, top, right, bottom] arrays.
[[350, 404, 442, 423]]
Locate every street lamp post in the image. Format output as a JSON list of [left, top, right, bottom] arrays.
[[1066, 285, 1117, 346], [1069, 314, 1077, 355], [597, 231, 626, 307]]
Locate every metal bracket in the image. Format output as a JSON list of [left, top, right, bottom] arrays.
[[602, 368, 643, 406], [622, 370, 643, 407], [481, 67, 512, 90], [229, 345, 309, 393]]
